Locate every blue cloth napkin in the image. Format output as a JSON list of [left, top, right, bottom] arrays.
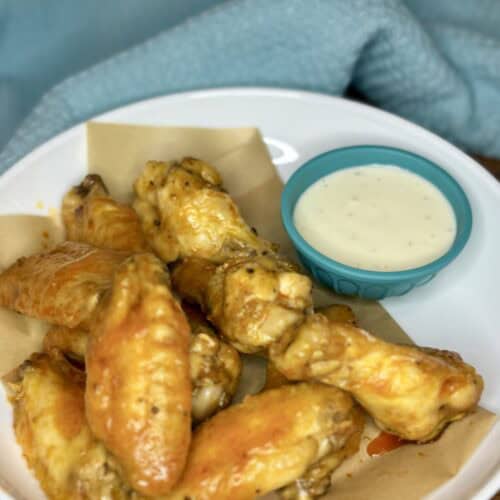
[[1, 0, 500, 174]]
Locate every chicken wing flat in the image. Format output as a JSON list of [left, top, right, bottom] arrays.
[[172, 255, 313, 353], [0, 242, 127, 328], [43, 304, 241, 424], [270, 314, 483, 442], [11, 353, 130, 500], [62, 174, 150, 253], [133, 158, 276, 263], [183, 303, 241, 423], [85, 253, 191, 496], [168, 383, 363, 500]]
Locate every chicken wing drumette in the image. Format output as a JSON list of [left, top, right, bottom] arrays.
[[167, 383, 363, 500], [85, 253, 191, 496], [172, 255, 312, 353], [62, 174, 150, 253], [11, 353, 131, 500], [133, 158, 276, 263], [270, 315, 483, 442], [0, 242, 127, 328]]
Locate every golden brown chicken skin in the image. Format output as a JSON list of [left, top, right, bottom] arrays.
[[172, 255, 313, 353], [270, 314, 483, 442], [63, 174, 150, 253], [263, 302, 358, 392], [167, 383, 363, 500], [0, 241, 127, 328], [43, 305, 241, 424], [133, 158, 276, 263], [279, 428, 361, 500], [11, 353, 131, 500], [85, 253, 191, 497]]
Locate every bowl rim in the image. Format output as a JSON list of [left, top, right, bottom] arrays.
[[281, 145, 473, 283]]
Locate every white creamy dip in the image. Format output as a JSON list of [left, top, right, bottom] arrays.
[[293, 165, 457, 271]]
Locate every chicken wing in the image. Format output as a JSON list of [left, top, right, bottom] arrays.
[[85, 253, 191, 496], [172, 255, 313, 353], [0, 242, 127, 328], [43, 305, 241, 424], [270, 314, 483, 442], [173, 256, 482, 441], [11, 353, 130, 500], [168, 383, 363, 500], [183, 303, 241, 423], [62, 174, 150, 253], [133, 158, 276, 263]]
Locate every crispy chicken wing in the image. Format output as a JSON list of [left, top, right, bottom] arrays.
[[85, 253, 191, 496], [43, 305, 241, 424], [62, 174, 150, 253], [183, 303, 241, 423], [270, 315, 483, 442], [11, 353, 130, 500], [0, 242, 127, 328], [172, 255, 313, 353], [133, 158, 276, 263], [168, 383, 363, 500]]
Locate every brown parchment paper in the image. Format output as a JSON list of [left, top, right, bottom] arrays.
[[0, 122, 496, 500]]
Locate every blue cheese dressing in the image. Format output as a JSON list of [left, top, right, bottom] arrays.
[[293, 165, 457, 271]]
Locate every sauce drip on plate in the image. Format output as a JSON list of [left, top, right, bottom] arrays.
[[367, 431, 408, 456]]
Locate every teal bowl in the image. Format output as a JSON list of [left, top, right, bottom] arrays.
[[281, 146, 472, 300]]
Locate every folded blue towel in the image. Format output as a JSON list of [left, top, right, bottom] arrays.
[[1, 0, 499, 174]]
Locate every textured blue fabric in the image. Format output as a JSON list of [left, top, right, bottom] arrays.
[[1, 0, 500, 174], [0, 0, 222, 151]]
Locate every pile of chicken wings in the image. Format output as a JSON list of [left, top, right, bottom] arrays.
[[0, 158, 483, 500]]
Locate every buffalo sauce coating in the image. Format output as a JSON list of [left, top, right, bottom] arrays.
[[367, 431, 408, 456], [169, 383, 362, 500], [182, 393, 299, 496], [85, 254, 191, 497]]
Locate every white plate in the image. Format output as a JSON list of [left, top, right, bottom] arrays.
[[0, 88, 498, 500]]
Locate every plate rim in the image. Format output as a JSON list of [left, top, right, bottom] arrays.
[[2, 87, 500, 195]]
